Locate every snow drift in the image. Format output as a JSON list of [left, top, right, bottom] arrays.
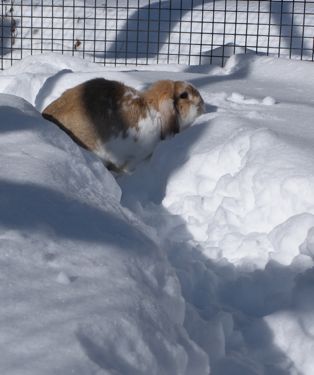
[[0, 93, 208, 374], [1, 53, 314, 374]]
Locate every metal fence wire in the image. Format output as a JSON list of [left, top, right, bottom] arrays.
[[1, 1, 314, 70]]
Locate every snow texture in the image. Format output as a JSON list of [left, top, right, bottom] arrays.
[[1, 53, 314, 375], [2, 1, 314, 68]]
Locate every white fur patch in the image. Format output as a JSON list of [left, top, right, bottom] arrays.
[[123, 90, 140, 100], [95, 109, 161, 171], [179, 104, 199, 130]]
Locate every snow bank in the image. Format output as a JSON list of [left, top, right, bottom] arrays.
[[0, 93, 208, 375]]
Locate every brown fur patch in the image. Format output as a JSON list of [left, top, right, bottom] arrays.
[[42, 78, 148, 150]]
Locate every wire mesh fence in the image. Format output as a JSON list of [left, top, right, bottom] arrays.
[[1, 1, 314, 70]]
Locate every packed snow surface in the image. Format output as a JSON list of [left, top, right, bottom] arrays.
[[1, 53, 314, 375]]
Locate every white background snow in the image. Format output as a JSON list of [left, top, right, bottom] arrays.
[[1, 3, 314, 373], [1, 0, 314, 68]]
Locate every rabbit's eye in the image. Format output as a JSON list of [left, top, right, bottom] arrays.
[[180, 92, 188, 99]]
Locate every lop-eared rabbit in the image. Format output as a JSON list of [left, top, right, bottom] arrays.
[[42, 78, 205, 172]]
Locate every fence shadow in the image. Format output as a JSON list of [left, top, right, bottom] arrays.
[[0, 16, 14, 56], [270, 1, 311, 58], [104, 0, 312, 65], [1, 1, 313, 68], [104, 0, 213, 61]]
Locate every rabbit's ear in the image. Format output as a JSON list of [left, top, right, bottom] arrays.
[[172, 81, 205, 131], [158, 98, 180, 139], [160, 112, 180, 139]]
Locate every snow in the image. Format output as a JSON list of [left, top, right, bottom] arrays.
[[2, 1, 314, 68], [1, 52, 314, 374], [0, 92, 208, 374]]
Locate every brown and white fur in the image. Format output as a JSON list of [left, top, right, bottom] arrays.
[[42, 78, 205, 172]]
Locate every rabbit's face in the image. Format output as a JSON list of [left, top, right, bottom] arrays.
[[174, 81, 205, 130]]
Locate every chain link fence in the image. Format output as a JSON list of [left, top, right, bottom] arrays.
[[1, 0, 314, 69]]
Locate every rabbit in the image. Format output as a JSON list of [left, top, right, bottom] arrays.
[[42, 78, 205, 172]]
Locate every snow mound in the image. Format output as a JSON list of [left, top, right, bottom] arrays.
[[0, 94, 209, 375], [121, 115, 314, 269], [0, 93, 120, 203], [162, 123, 314, 269]]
